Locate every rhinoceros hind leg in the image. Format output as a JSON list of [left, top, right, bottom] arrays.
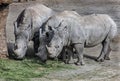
[[97, 38, 110, 62], [104, 45, 111, 60]]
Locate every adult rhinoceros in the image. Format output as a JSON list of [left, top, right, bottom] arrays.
[[13, 4, 55, 59], [39, 11, 117, 65]]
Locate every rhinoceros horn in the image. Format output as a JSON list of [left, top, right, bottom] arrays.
[[46, 44, 50, 49]]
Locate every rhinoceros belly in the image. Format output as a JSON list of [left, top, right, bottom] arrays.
[[84, 26, 109, 47]]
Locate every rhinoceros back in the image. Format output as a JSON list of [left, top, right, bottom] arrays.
[[16, 4, 54, 40], [27, 4, 54, 36], [81, 14, 117, 47]]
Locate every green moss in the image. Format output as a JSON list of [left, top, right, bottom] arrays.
[[0, 58, 74, 80]]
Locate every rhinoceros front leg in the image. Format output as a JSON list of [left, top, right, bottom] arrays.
[[62, 48, 70, 64], [97, 38, 111, 62], [74, 43, 85, 65], [64, 47, 74, 64]]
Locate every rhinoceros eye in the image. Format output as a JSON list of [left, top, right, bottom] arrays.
[[55, 45, 59, 48], [48, 26, 52, 31]]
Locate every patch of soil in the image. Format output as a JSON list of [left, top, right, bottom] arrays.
[[0, 5, 9, 58]]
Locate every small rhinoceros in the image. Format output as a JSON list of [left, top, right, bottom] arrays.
[[13, 4, 55, 59], [40, 11, 117, 65]]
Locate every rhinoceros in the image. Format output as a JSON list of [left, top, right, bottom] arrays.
[[39, 11, 117, 65], [13, 4, 55, 59], [36, 22, 74, 63]]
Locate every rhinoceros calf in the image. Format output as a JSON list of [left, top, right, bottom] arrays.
[[13, 4, 55, 59], [41, 11, 117, 65]]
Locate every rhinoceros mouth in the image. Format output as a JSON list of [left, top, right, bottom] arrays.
[[13, 49, 25, 60]]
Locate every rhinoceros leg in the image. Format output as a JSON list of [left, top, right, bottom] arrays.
[[62, 48, 67, 64], [104, 44, 111, 60], [74, 43, 85, 65], [62, 47, 71, 64], [97, 38, 110, 62], [64, 47, 74, 64]]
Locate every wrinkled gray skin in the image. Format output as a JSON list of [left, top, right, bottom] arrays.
[[13, 4, 55, 59], [44, 11, 117, 65]]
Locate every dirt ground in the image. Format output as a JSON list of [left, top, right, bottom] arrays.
[[1, 0, 120, 80], [0, 5, 8, 58]]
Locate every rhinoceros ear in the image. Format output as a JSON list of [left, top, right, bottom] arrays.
[[14, 21, 19, 35]]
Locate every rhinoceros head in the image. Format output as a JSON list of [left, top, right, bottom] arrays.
[[13, 22, 28, 59], [42, 19, 65, 59], [46, 33, 64, 58]]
